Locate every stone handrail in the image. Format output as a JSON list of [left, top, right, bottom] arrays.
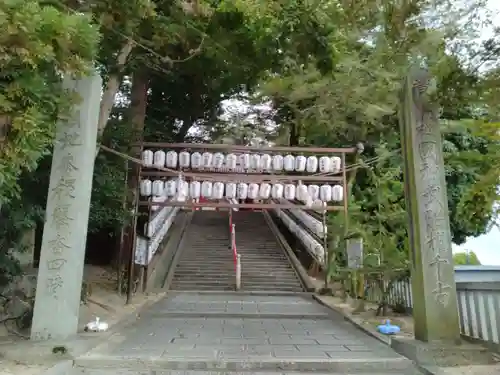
[[366, 266, 500, 348]]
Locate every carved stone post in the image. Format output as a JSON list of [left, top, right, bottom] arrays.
[[30, 73, 101, 341], [398, 67, 461, 343]]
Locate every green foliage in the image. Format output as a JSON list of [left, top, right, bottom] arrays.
[[453, 251, 481, 265], [0, 0, 100, 205]]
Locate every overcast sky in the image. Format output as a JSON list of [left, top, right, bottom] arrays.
[[452, 0, 499, 264]]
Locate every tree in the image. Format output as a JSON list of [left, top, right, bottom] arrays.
[[453, 251, 481, 265]]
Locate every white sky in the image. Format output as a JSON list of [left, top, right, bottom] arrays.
[[452, 0, 500, 264]]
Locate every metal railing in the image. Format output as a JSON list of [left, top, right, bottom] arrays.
[[365, 266, 500, 348], [228, 209, 241, 290]]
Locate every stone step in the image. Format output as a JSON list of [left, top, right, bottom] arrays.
[[73, 356, 422, 374], [170, 211, 303, 292]]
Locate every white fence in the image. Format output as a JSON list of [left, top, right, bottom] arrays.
[[366, 266, 500, 348]]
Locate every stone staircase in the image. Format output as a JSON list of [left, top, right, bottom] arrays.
[[169, 210, 304, 292]]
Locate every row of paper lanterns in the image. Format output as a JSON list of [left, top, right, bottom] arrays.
[[141, 150, 342, 173], [139, 179, 344, 202]]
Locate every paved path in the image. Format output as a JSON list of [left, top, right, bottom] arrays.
[[74, 292, 421, 374]]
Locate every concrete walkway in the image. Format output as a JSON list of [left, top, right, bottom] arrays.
[[74, 292, 422, 374]]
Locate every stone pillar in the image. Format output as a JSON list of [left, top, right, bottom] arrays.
[[30, 73, 102, 341], [398, 67, 461, 343]]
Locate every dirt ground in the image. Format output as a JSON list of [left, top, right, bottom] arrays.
[[0, 265, 158, 374], [309, 277, 415, 338]]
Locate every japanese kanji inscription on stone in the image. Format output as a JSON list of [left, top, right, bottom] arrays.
[[399, 67, 460, 343], [31, 72, 102, 341]]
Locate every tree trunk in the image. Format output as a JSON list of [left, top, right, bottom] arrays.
[[118, 70, 149, 295], [96, 40, 135, 144]]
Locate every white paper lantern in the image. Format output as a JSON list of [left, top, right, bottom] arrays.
[[284, 155, 295, 171], [308, 184, 320, 200], [248, 183, 259, 199], [284, 184, 296, 200], [179, 151, 190, 168], [213, 182, 224, 199], [165, 180, 177, 197], [319, 184, 332, 202], [177, 181, 188, 202], [140, 179, 152, 196], [225, 182, 237, 198], [239, 154, 250, 169], [271, 184, 284, 199], [297, 184, 309, 202], [318, 156, 331, 173], [191, 152, 202, 169], [272, 155, 284, 171], [250, 154, 261, 170], [152, 180, 164, 196], [166, 151, 178, 168], [331, 156, 341, 173], [226, 153, 237, 169], [260, 154, 272, 170], [237, 183, 248, 199], [306, 156, 318, 173], [202, 152, 213, 168], [259, 183, 271, 199], [141, 150, 153, 167], [201, 181, 213, 198], [332, 185, 343, 201], [153, 150, 166, 168], [189, 181, 201, 198], [212, 153, 224, 169], [295, 155, 306, 172]]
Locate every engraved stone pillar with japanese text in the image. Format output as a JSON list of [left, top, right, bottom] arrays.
[[31, 73, 102, 341], [399, 68, 460, 343]]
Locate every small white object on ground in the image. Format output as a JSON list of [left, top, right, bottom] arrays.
[[84, 317, 109, 332]]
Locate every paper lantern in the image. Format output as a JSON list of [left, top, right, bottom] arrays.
[[297, 184, 308, 202], [237, 183, 248, 199], [239, 154, 250, 169], [191, 152, 202, 169], [284, 184, 296, 200], [189, 181, 201, 198], [259, 183, 271, 199], [248, 183, 259, 199], [165, 180, 177, 197], [260, 154, 272, 170], [271, 184, 284, 199], [226, 153, 237, 169], [202, 152, 213, 168], [153, 150, 166, 168], [331, 156, 341, 173], [212, 153, 224, 169], [272, 154, 284, 171], [177, 181, 188, 201], [201, 181, 213, 198], [179, 151, 190, 168], [332, 185, 343, 201], [319, 184, 332, 202], [166, 151, 178, 168], [308, 184, 320, 200], [225, 182, 237, 199], [283, 154, 295, 171], [318, 156, 330, 173], [141, 150, 153, 167], [250, 154, 261, 170], [295, 155, 306, 172], [306, 156, 318, 173], [140, 179, 152, 196], [152, 180, 164, 196], [213, 182, 224, 199]]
